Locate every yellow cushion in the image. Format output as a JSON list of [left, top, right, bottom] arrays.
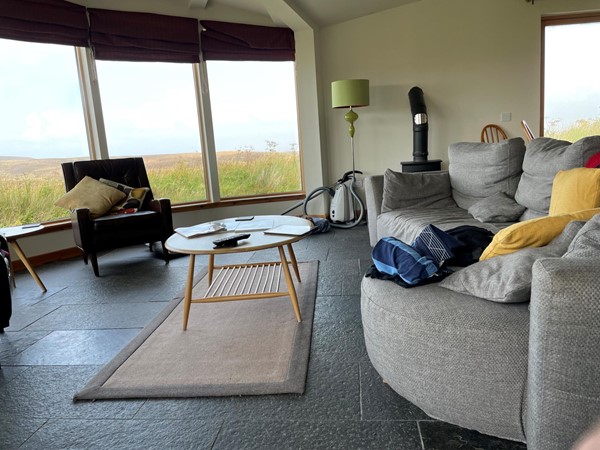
[[480, 208, 600, 260], [55, 176, 126, 218], [549, 168, 600, 215]]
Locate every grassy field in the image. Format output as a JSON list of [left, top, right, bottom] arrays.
[[544, 117, 600, 142], [0, 151, 301, 228]]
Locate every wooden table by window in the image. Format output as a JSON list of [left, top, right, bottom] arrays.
[[0, 225, 47, 293]]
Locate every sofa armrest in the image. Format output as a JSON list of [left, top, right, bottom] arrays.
[[527, 257, 600, 450], [364, 175, 384, 246], [149, 198, 174, 238]]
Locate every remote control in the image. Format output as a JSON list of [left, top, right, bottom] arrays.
[[212, 233, 251, 248]]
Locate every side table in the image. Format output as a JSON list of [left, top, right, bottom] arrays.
[[0, 225, 47, 293]]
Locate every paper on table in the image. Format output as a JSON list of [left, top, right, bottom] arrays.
[[233, 219, 274, 232], [263, 224, 314, 236], [175, 222, 225, 238]]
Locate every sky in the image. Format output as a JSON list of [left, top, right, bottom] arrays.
[[1, 22, 599, 159], [0, 39, 299, 159], [544, 21, 600, 130]]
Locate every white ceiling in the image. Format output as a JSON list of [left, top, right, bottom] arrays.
[[212, 0, 422, 27]]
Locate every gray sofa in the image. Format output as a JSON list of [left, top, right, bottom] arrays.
[[361, 136, 600, 449]]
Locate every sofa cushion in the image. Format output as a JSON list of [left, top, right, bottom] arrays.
[[448, 138, 526, 210], [381, 169, 455, 213], [439, 221, 584, 303], [548, 168, 600, 216], [468, 192, 526, 223], [480, 208, 600, 260], [563, 213, 600, 258], [377, 206, 508, 244], [55, 176, 126, 218], [515, 136, 600, 220]]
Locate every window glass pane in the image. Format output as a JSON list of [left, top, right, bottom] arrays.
[[0, 39, 88, 227], [206, 61, 302, 198], [544, 21, 600, 140], [95, 61, 206, 202]]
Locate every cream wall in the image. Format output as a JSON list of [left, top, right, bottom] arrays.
[[320, 0, 600, 182]]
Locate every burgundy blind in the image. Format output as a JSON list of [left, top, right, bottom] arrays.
[[0, 0, 88, 46], [88, 9, 200, 63], [200, 20, 294, 61]]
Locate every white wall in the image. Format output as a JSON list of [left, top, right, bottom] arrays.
[[319, 0, 600, 181]]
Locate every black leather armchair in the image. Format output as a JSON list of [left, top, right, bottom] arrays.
[[61, 158, 174, 276], [1, 235, 12, 332]]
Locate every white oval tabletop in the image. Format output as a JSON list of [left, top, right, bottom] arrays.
[[165, 215, 313, 255]]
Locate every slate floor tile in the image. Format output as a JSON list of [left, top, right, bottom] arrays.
[[0, 415, 47, 449], [0, 365, 31, 384], [4, 329, 140, 365], [314, 295, 361, 325], [22, 302, 166, 331], [419, 420, 527, 449], [134, 354, 361, 422], [311, 319, 368, 360], [213, 419, 422, 450], [0, 330, 51, 361], [20, 418, 223, 450], [3, 302, 62, 332], [0, 366, 144, 419], [359, 361, 430, 421]]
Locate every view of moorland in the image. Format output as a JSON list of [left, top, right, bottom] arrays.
[[544, 116, 600, 142], [0, 151, 302, 228]]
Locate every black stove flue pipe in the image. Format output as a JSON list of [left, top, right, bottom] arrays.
[[408, 86, 428, 162]]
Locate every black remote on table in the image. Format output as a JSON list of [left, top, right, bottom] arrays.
[[212, 233, 251, 248]]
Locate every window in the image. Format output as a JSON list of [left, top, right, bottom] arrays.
[[95, 60, 207, 202], [206, 61, 302, 198], [0, 38, 88, 227], [543, 15, 600, 140]]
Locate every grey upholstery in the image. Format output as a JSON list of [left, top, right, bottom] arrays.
[[361, 139, 600, 447], [527, 258, 600, 450], [515, 136, 600, 220], [362, 277, 530, 441], [448, 138, 526, 210], [467, 192, 526, 223]]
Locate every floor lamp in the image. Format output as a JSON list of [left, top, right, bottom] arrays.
[[331, 79, 370, 181], [331, 79, 370, 225]]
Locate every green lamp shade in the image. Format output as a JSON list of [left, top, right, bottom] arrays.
[[331, 79, 370, 109]]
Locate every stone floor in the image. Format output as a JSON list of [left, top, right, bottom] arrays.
[[0, 224, 527, 449]]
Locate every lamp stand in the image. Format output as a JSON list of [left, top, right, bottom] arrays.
[[344, 107, 358, 181]]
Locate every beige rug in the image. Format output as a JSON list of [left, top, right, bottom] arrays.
[[74, 260, 319, 400]]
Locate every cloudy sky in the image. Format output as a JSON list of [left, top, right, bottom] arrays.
[[0, 39, 299, 159]]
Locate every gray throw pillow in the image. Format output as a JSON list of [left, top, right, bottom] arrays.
[[467, 192, 526, 223], [381, 169, 456, 213], [448, 138, 526, 210], [515, 136, 600, 220], [439, 220, 584, 303], [563, 213, 600, 259]]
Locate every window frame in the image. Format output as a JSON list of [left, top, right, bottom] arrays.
[[541, 12, 600, 137]]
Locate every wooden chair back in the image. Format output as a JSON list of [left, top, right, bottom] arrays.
[[481, 124, 507, 143], [521, 120, 536, 143]]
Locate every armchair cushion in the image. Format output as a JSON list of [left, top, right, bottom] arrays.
[[99, 178, 150, 213], [381, 169, 455, 213], [55, 176, 126, 218]]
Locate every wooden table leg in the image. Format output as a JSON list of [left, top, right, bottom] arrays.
[[9, 239, 46, 293], [286, 243, 301, 282], [278, 245, 301, 322], [183, 254, 196, 331], [208, 253, 214, 286]]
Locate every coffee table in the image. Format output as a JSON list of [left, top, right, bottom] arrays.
[[165, 215, 313, 330]]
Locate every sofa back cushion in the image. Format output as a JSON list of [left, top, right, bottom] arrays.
[[381, 169, 455, 213], [514, 136, 600, 220], [448, 138, 526, 210]]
